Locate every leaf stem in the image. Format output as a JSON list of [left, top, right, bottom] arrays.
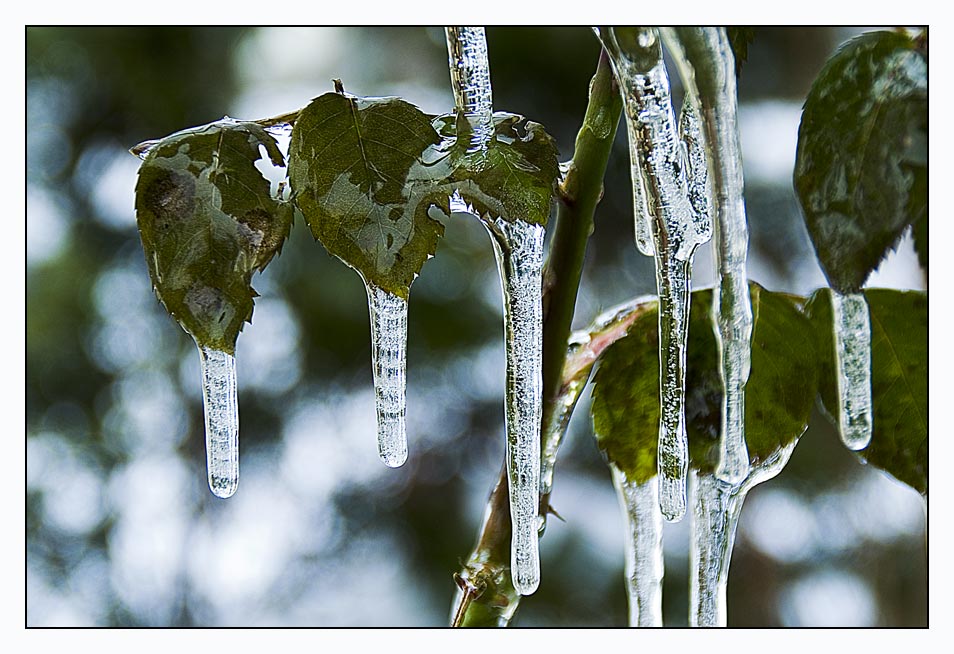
[[450, 47, 623, 627]]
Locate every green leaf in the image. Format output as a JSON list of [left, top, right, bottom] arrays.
[[591, 284, 817, 484], [726, 27, 755, 78], [794, 30, 927, 294], [806, 288, 927, 494], [134, 119, 293, 354], [288, 92, 445, 299], [429, 112, 559, 226]]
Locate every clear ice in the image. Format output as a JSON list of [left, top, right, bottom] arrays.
[[831, 291, 873, 450], [366, 284, 409, 468], [445, 27, 543, 595], [660, 27, 753, 486], [488, 217, 545, 596], [611, 466, 664, 626], [599, 27, 712, 522], [445, 26, 494, 150], [198, 344, 239, 498], [689, 441, 796, 626]]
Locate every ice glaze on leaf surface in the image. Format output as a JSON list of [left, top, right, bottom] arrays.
[[134, 119, 293, 354], [591, 285, 817, 484], [288, 92, 445, 299], [794, 30, 927, 293], [428, 112, 559, 226], [807, 288, 927, 494]]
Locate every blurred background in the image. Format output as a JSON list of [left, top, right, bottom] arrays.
[[26, 26, 926, 627]]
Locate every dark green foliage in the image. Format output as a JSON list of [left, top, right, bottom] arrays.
[[726, 27, 756, 78], [591, 285, 817, 483], [807, 288, 927, 494], [288, 92, 445, 299], [429, 112, 559, 226], [134, 119, 293, 353], [794, 30, 927, 293]]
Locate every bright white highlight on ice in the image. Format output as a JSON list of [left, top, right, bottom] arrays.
[[198, 345, 239, 498], [831, 291, 873, 450], [366, 284, 409, 468]]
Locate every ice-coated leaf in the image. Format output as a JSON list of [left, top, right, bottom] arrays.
[[591, 284, 817, 484], [429, 112, 559, 226], [794, 30, 927, 293], [288, 92, 445, 299], [807, 288, 927, 494], [134, 119, 293, 354]]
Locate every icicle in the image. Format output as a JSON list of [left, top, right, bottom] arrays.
[[599, 27, 711, 522], [689, 441, 796, 626], [831, 291, 873, 450], [487, 216, 545, 596], [629, 140, 654, 256], [366, 283, 409, 468], [611, 466, 664, 626], [445, 27, 494, 150], [659, 27, 753, 487], [198, 344, 239, 498], [445, 25, 543, 595]]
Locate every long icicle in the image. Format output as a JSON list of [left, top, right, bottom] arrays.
[[598, 27, 711, 521], [198, 344, 239, 498], [611, 467, 664, 626], [446, 26, 543, 596], [661, 27, 753, 485], [366, 283, 409, 467], [689, 441, 796, 626], [831, 291, 873, 450]]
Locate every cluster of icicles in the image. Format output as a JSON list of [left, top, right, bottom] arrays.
[[595, 26, 875, 626], [177, 26, 874, 620]]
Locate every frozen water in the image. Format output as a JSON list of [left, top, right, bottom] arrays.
[[445, 27, 494, 150], [366, 284, 409, 468], [831, 291, 873, 450], [611, 466, 663, 626], [689, 441, 796, 626], [486, 217, 545, 596], [198, 345, 239, 498]]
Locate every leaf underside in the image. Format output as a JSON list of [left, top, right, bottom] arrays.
[[794, 30, 927, 294], [134, 119, 293, 353]]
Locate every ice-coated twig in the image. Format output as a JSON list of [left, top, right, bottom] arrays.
[[598, 26, 712, 522], [611, 467, 664, 626], [689, 441, 797, 626], [487, 217, 546, 596], [445, 26, 494, 150], [831, 291, 873, 450], [660, 27, 753, 486], [366, 283, 409, 467], [198, 344, 239, 498]]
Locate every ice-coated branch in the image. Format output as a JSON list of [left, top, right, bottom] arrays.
[[660, 27, 754, 485], [597, 26, 712, 522]]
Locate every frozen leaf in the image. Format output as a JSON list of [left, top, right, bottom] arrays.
[[794, 30, 927, 293], [807, 288, 927, 494], [288, 91, 445, 299], [429, 112, 559, 226], [134, 118, 293, 354], [591, 284, 817, 484]]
